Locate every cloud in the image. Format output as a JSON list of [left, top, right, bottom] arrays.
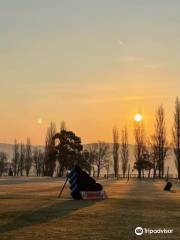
[[62, 95, 168, 105], [117, 40, 124, 46], [121, 55, 144, 62]]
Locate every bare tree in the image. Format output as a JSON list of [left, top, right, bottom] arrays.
[[134, 122, 146, 179], [12, 139, 19, 176], [24, 138, 32, 176], [172, 97, 180, 179], [0, 152, 8, 176], [44, 122, 56, 176], [92, 142, 110, 178], [104, 155, 111, 178], [82, 146, 95, 176], [18, 143, 25, 176], [121, 127, 129, 178], [113, 127, 119, 178], [151, 105, 168, 178], [33, 147, 44, 176], [150, 139, 158, 179]]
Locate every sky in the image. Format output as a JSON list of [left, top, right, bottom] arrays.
[[0, 0, 180, 145]]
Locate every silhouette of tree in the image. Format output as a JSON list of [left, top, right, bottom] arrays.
[[85, 145, 99, 176], [151, 105, 168, 178], [120, 127, 129, 178], [24, 138, 32, 176], [18, 143, 25, 176], [0, 152, 8, 176], [53, 130, 83, 176], [172, 97, 180, 179], [92, 142, 110, 178], [134, 151, 154, 178], [33, 147, 44, 176], [44, 122, 56, 176], [113, 127, 119, 178], [134, 122, 146, 179], [12, 139, 19, 176], [104, 153, 111, 178], [81, 149, 92, 175]]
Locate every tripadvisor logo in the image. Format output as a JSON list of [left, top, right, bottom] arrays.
[[135, 227, 174, 236], [135, 227, 143, 236]]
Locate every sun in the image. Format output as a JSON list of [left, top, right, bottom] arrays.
[[134, 113, 142, 122], [37, 118, 43, 125]]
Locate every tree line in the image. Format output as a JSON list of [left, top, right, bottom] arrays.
[[0, 97, 180, 179], [132, 98, 180, 180]]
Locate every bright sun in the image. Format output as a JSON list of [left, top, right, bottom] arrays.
[[134, 113, 142, 122], [37, 118, 43, 125]]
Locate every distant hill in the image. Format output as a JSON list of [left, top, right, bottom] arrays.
[[0, 143, 14, 159], [0, 143, 44, 160]]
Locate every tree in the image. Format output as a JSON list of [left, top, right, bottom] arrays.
[[151, 105, 168, 178], [113, 127, 119, 178], [85, 145, 99, 176], [12, 139, 19, 176], [0, 152, 8, 176], [18, 143, 25, 176], [134, 151, 154, 178], [104, 154, 111, 178], [53, 130, 83, 176], [33, 147, 44, 176], [60, 121, 66, 131], [120, 127, 129, 178], [172, 97, 180, 179], [44, 122, 56, 176], [134, 122, 146, 179], [24, 138, 32, 176], [81, 149, 92, 174], [93, 142, 110, 178]]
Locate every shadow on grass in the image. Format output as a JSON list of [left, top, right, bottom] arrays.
[[0, 177, 60, 185], [0, 199, 95, 234]]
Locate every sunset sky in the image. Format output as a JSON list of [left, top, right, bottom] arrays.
[[0, 0, 180, 145]]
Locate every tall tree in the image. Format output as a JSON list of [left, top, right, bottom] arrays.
[[18, 143, 25, 176], [44, 122, 56, 176], [85, 145, 99, 176], [24, 138, 32, 176], [53, 130, 83, 176], [121, 127, 129, 178], [104, 154, 111, 178], [134, 122, 146, 179], [172, 97, 180, 179], [151, 105, 168, 178], [12, 139, 19, 176], [33, 147, 44, 176], [0, 152, 8, 176], [93, 142, 110, 178], [113, 127, 119, 178]]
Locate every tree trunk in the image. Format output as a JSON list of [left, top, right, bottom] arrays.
[[178, 162, 180, 179], [97, 165, 100, 178]]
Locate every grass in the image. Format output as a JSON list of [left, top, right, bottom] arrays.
[[0, 177, 179, 240]]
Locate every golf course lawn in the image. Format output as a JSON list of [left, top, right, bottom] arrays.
[[0, 177, 179, 240]]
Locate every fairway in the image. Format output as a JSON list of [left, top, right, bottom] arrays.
[[0, 177, 179, 240]]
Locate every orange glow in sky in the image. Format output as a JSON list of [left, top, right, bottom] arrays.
[[0, 1, 179, 145]]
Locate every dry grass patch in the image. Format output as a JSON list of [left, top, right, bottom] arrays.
[[0, 177, 179, 240]]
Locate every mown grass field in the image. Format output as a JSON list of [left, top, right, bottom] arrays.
[[0, 177, 179, 240]]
